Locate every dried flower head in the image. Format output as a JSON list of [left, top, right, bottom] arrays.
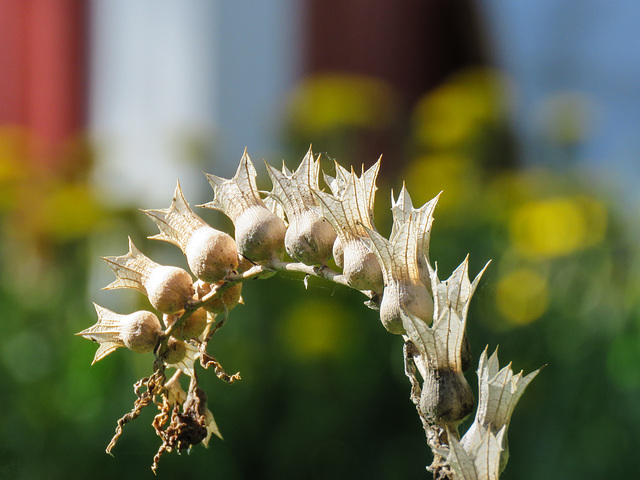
[[365, 199, 437, 334], [461, 347, 541, 473], [201, 149, 287, 263], [144, 181, 239, 283], [266, 147, 336, 266], [401, 259, 489, 425], [448, 424, 506, 480], [102, 238, 194, 314], [313, 160, 383, 292], [390, 185, 440, 291], [77, 304, 162, 364]]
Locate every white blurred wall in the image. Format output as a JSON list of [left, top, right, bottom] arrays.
[[89, 0, 302, 207]]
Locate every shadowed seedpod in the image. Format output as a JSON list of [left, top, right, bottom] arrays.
[[365, 217, 434, 335], [460, 347, 541, 473], [391, 185, 440, 293], [201, 150, 287, 263], [164, 337, 188, 365], [144, 181, 239, 283], [402, 305, 475, 426], [164, 307, 208, 340], [401, 259, 490, 425], [76, 304, 163, 364], [194, 280, 243, 315], [265, 147, 336, 266], [102, 238, 194, 314], [313, 160, 383, 292]]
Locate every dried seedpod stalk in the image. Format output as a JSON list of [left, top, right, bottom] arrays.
[[77, 148, 540, 478]]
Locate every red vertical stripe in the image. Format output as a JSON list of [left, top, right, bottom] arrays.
[[0, 0, 87, 169]]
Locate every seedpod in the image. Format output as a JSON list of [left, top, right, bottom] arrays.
[[366, 220, 434, 335], [265, 148, 337, 266], [201, 150, 287, 263], [164, 307, 208, 340], [144, 181, 239, 283], [102, 238, 194, 315], [195, 279, 243, 315], [420, 365, 475, 425], [313, 160, 384, 293], [76, 305, 163, 364], [163, 337, 188, 365]]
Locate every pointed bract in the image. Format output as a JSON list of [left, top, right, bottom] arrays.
[[76, 304, 126, 364], [449, 425, 505, 480], [201, 150, 286, 263], [102, 237, 158, 294], [266, 147, 336, 265]]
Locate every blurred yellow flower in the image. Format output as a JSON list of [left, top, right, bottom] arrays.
[[495, 268, 549, 325], [412, 68, 505, 150], [280, 299, 349, 359], [510, 196, 607, 258], [287, 74, 397, 133], [402, 153, 479, 214]]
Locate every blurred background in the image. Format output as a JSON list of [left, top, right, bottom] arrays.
[[2, 1, 640, 479]]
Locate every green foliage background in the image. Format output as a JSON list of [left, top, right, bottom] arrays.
[[2, 68, 640, 479]]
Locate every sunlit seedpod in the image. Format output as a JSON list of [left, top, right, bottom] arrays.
[[164, 307, 208, 340], [121, 310, 164, 353], [76, 305, 163, 363], [163, 337, 188, 365], [195, 279, 243, 315], [265, 147, 336, 266], [390, 186, 440, 293], [313, 160, 383, 292], [365, 214, 435, 335], [144, 181, 239, 283], [200, 149, 287, 263], [102, 238, 194, 314]]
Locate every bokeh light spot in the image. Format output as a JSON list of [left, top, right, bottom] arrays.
[[279, 299, 349, 359], [495, 268, 549, 325], [403, 153, 478, 213], [510, 196, 606, 258], [288, 74, 396, 133]]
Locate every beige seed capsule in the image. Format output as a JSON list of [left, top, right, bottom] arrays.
[[379, 281, 433, 335], [145, 265, 195, 315], [339, 240, 383, 292], [265, 150, 337, 266], [164, 307, 208, 340], [102, 239, 194, 315], [312, 160, 383, 292], [163, 337, 188, 364], [232, 205, 287, 263], [201, 150, 287, 264], [195, 280, 242, 315], [120, 310, 163, 354], [144, 181, 239, 283], [77, 305, 163, 363]]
